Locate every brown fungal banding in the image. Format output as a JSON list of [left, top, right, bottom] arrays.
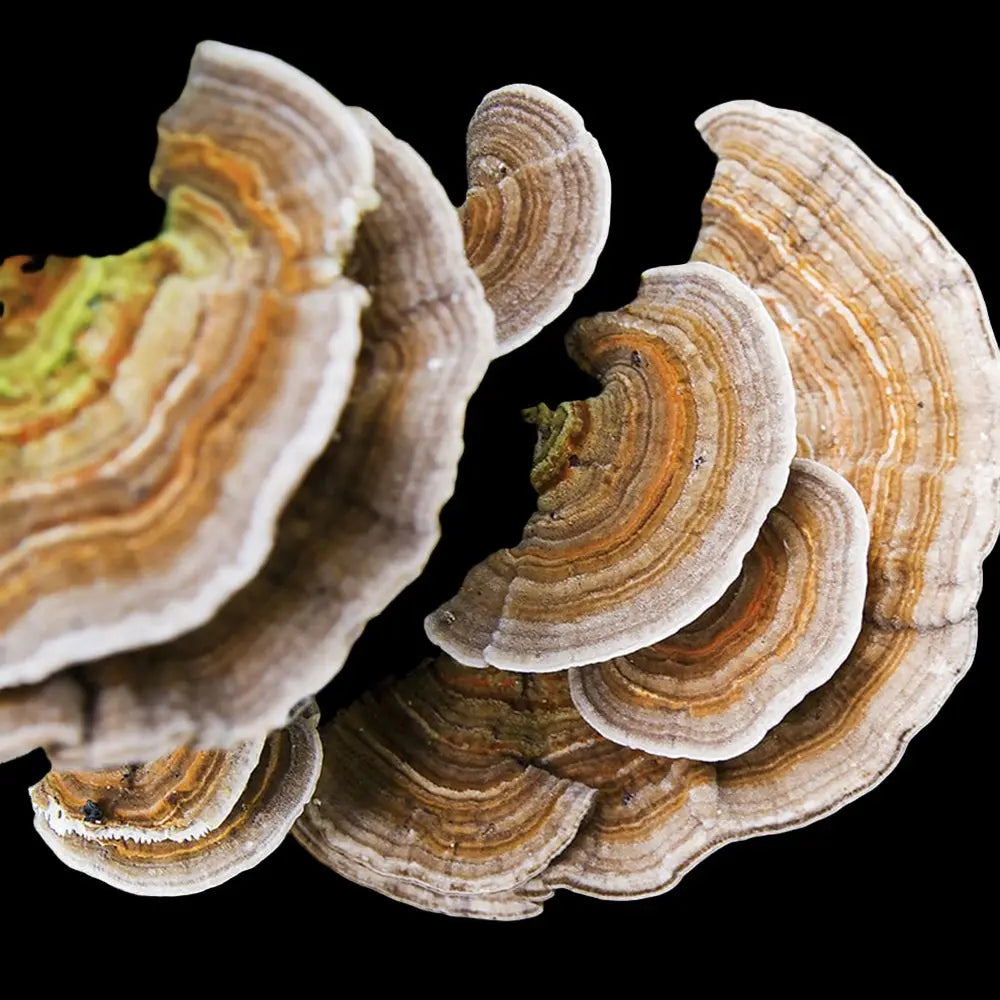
[[315, 842, 555, 921], [31, 702, 321, 896], [461, 84, 611, 354], [297, 101, 998, 919], [670, 99, 1000, 852], [693, 100, 1000, 630], [19, 104, 493, 771], [0, 40, 376, 689], [31, 739, 265, 844], [568, 459, 870, 760], [540, 619, 979, 900], [293, 659, 596, 918], [426, 262, 796, 672]]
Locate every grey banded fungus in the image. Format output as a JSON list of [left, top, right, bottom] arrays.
[[2, 83, 494, 771], [460, 84, 611, 354], [31, 702, 321, 896], [426, 262, 796, 672], [0, 40, 375, 689], [568, 459, 869, 760]]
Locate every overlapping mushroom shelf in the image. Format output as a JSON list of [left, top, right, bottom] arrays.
[[297, 101, 999, 916], [1, 44, 996, 909]]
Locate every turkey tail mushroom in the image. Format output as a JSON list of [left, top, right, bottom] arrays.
[[569, 459, 869, 760], [0, 40, 376, 689], [426, 262, 796, 671], [3, 85, 494, 770], [30, 702, 321, 896], [461, 84, 611, 354]]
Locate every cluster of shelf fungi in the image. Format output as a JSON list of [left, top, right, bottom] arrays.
[[0, 42, 996, 918]]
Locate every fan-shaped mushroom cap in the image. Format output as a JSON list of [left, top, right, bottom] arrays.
[[31, 738, 265, 844], [31, 702, 321, 895], [663, 99, 1000, 868], [692, 100, 1000, 630], [541, 618, 978, 899], [14, 106, 493, 770], [569, 459, 869, 759], [544, 102, 1000, 900], [0, 40, 375, 688], [461, 84, 611, 354], [295, 656, 713, 916], [426, 262, 796, 671], [297, 622, 976, 915], [547, 101, 1000, 899], [293, 661, 596, 909]]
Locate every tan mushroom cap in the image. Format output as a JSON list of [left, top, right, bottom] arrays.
[[0, 40, 375, 688], [541, 101, 1000, 898], [31, 702, 321, 896], [30, 738, 265, 844], [569, 459, 869, 760], [545, 101, 1000, 900], [10, 106, 494, 770], [293, 659, 595, 916], [426, 262, 796, 671], [692, 100, 1000, 630], [541, 618, 978, 899], [544, 102, 1000, 896], [461, 84, 611, 354], [295, 623, 975, 915]]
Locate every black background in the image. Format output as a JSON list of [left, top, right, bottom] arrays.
[[1, 21, 993, 969]]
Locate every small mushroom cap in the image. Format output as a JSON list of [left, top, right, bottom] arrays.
[[31, 702, 321, 896], [22, 106, 493, 770], [0, 40, 375, 688], [569, 459, 869, 760], [30, 738, 265, 844], [426, 261, 796, 671], [461, 84, 611, 354], [293, 661, 596, 902]]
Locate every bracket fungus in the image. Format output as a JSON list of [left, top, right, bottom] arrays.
[[460, 84, 611, 354], [31, 702, 321, 896], [679, 100, 1000, 845], [0, 41, 375, 688], [569, 459, 870, 760], [1, 67, 493, 769], [2, 47, 996, 918], [298, 100, 998, 920], [692, 101, 1000, 632], [294, 658, 596, 919], [426, 262, 796, 671]]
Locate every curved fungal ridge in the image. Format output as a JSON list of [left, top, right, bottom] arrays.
[[693, 99, 1000, 629], [427, 261, 796, 672], [0, 40, 376, 690], [7, 99, 494, 772], [461, 83, 611, 354], [30, 739, 265, 844], [569, 459, 870, 760], [31, 704, 322, 896]]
